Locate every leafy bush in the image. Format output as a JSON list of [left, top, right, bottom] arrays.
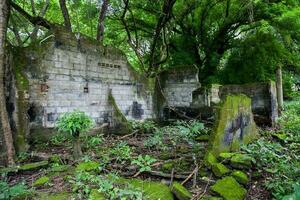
[[56, 110, 94, 158], [131, 155, 157, 173], [69, 172, 143, 199], [143, 120, 206, 149], [83, 135, 104, 150], [243, 97, 300, 199], [109, 142, 133, 163], [0, 181, 31, 200], [56, 110, 94, 137], [129, 120, 157, 134]]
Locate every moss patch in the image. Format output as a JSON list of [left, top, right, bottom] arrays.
[[108, 90, 132, 135], [19, 161, 48, 171], [75, 161, 100, 172], [207, 95, 258, 158], [88, 189, 105, 200], [118, 178, 174, 200], [231, 171, 249, 185], [34, 192, 72, 200], [230, 154, 253, 169], [204, 152, 218, 168], [212, 163, 230, 177], [211, 176, 246, 200], [170, 182, 192, 200], [32, 176, 49, 187]]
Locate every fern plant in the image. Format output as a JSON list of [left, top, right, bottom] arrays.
[[56, 110, 94, 159]]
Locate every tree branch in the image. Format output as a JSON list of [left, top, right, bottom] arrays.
[[10, 1, 51, 29]]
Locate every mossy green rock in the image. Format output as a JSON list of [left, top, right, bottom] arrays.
[[230, 154, 253, 169], [89, 189, 105, 200], [76, 161, 100, 172], [207, 95, 258, 157], [170, 182, 192, 200], [231, 171, 249, 185], [211, 176, 246, 200], [196, 135, 210, 142], [19, 160, 48, 171], [32, 176, 49, 187], [34, 192, 72, 200], [204, 152, 218, 168], [212, 163, 230, 177], [218, 153, 236, 161], [127, 179, 174, 200]]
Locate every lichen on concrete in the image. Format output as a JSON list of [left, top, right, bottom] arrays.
[[207, 95, 258, 157]]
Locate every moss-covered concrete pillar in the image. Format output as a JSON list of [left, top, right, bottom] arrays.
[[207, 94, 258, 157]]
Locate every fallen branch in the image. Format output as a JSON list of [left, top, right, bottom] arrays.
[[181, 166, 198, 185], [119, 130, 139, 139]]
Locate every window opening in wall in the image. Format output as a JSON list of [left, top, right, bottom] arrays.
[[84, 82, 89, 93], [47, 113, 55, 122]]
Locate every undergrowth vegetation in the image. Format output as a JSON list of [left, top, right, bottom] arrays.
[[242, 95, 300, 199]]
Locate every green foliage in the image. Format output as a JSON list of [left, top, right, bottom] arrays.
[[282, 184, 300, 200], [0, 181, 31, 200], [131, 155, 157, 173], [144, 120, 206, 150], [242, 97, 300, 198], [56, 110, 94, 138], [83, 135, 104, 150], [129, 120, 157, 134], [109, 142, 133, 163], [69, 172, 143, 200], [50, 133, 69, 146]]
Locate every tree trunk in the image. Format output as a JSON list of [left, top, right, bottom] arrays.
[[276, 65, 284, 113], [0, 0, 15, 166], [72, 137, 82, 159], [59, 0, 72, 32], [96, 0, 110, 42]]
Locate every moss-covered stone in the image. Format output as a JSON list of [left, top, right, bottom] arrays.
[[218, 153, 236, 161], [212, 163, 230, 177], [231, 171, 249, 185], [88, 189, 105, 200], [126, 179, 174, 200], [32, 176, 49, 187], [108, 90, 132, 135], [207, 95, 258, 158], [211, 176, 246, 200], [196, 135, 210, 142], [230, 154, 253, 169], [170, 182, 192, 200], [75, 161, 100, 172], [19, 160, 48, 171], [204, 152, 218, 168], [34, 192, 72, 200]]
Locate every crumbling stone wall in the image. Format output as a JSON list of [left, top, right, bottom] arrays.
[[161, 68, 278, 126], [19, 28, 153, 129], [161, 68, 200, 107]]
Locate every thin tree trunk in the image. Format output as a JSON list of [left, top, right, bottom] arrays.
[[59, 0, 72, 32], [73, 137, 82, 159], [0, 0, 15, 166], [276, 65, 284, 113], [96, 0, 109, 42]]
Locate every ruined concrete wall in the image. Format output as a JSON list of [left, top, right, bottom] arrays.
[[161, 67, 200, 107], [20, 28, 153, 129], [218, 82, 278, 126]]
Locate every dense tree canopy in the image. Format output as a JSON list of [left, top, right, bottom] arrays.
[[6, 0, 300, 85]]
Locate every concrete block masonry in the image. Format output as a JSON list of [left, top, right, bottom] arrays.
[[19, 28, 154, 129]]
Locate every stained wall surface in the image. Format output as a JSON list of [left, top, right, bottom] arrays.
[[24, 29, 153, 128]]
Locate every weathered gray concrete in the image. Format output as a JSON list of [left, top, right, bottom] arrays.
[[21, 28, 154, 129]]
